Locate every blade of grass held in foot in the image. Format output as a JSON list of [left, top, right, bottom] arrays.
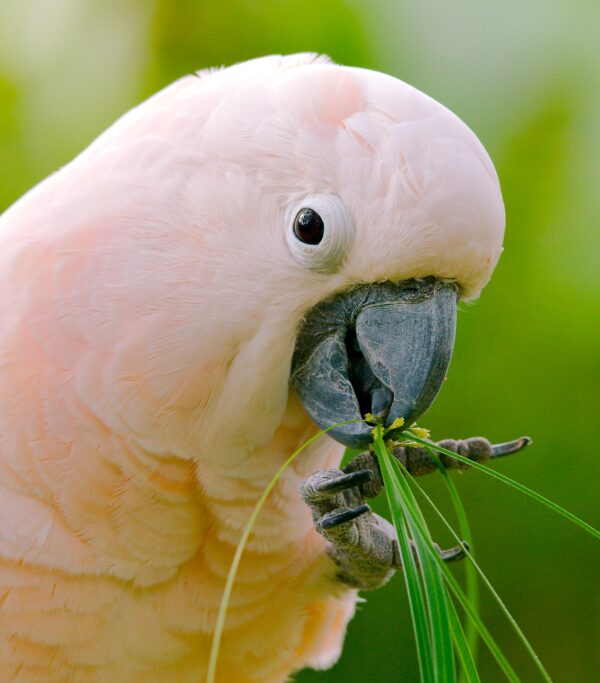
[[375, 430, 434, 682], [426, 444, 480, 673], [404, 463, 553, 683], [378, 432, 522, 682], [390, 465, 522, 681], [374, 426, 456, 683], [391, 431, 553, 682]]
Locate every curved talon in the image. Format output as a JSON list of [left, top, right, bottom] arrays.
[[319, 504, 370, 531], [316, 469, 373, 495], [438, 541, 469, 562], [491, 436, 532, 458]]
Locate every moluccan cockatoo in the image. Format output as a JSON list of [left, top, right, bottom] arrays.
[[0, 54, 528, 682]]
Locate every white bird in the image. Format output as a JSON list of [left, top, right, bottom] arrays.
[[0, 54, 505, 682]]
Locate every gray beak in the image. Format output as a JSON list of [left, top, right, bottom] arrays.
[[290, 278, 458, 449]]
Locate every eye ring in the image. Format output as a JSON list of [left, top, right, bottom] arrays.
[[285, 193, 353, 274]]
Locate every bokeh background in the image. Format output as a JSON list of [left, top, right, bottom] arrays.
[[0, 1, 598, 681]]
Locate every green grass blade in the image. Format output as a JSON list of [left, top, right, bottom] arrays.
[[405, 466, 553, 683], [376, 432, 434, 682], [408, 516, 456, 683], [442, 564, 521, 682], [381, 446, 522, 682], [427, 446, 480, 673], [447, 596, 481, 683], [400, 496, 457, 683], [405, 434, 600, 541], [375, 428, 455, 683], [207, 420, 360, 683]]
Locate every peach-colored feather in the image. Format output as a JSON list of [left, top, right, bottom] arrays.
[[0, 54, 504, 681]]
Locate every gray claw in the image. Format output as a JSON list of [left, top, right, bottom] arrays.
[[319, 504, 370, 531], [438, 541, 469, 562], [491, 436, 531, 458], [316, 469, 373, 495]]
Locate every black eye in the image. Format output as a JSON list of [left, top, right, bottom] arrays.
[[293, 208, 325, 245]]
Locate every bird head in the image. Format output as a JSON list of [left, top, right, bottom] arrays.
[[180, 54, 504, 449], [16, 54, 503, 456]]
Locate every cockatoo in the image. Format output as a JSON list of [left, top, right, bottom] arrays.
[[0, 54, 529, 682]]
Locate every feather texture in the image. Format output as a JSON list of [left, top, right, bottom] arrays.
[[0, 54, 504, 681]]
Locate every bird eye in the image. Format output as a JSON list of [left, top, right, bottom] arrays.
[[285, 194, 353, 274], [293, 208, 325, 245]]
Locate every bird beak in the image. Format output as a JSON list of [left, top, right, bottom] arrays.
[[290, 278, 458, 448]]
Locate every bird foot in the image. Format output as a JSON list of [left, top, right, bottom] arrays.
[[300, 468, 466, 590], [300, 434, 529, 589]]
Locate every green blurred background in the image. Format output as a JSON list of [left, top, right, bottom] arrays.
[[1, 1, 598, 681]]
